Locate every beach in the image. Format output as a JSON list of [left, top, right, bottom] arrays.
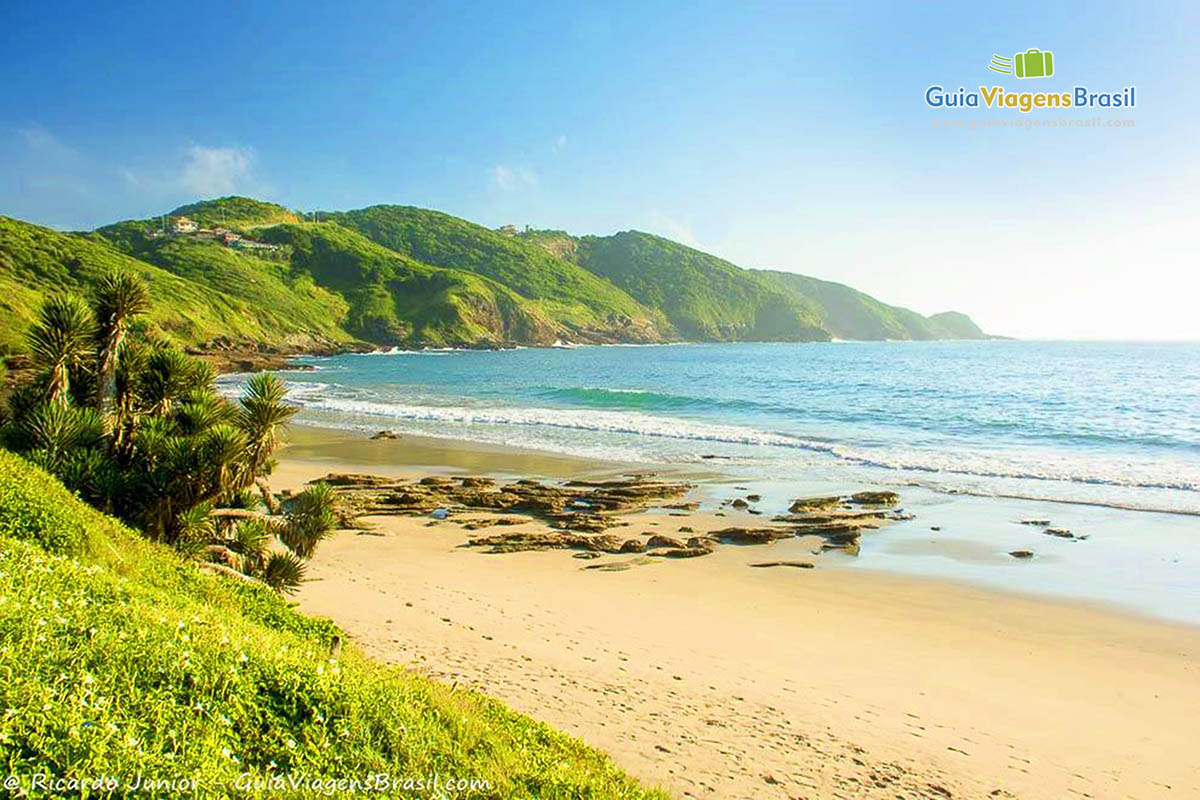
[[277, 427, 1200, 799]]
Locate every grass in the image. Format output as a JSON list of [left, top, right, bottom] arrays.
[[329, 206, 668, 336], [0, 217, 352, 355], [572, 231, 829, 342], [0, 449, 664, 798], [259, 222, 559, 346]]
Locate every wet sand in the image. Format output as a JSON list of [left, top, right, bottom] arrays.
[[277, 427, 1200, 799]]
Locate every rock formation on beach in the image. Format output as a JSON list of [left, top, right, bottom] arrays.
[[314, 473, 912, 563]]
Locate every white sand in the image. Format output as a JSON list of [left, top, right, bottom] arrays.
[[275, 438, 1200, 799]]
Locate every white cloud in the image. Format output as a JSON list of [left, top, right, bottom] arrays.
[[647, 212, 700, 248], [491, 164, 537, 191], [19, 124, 77, 159], [553, 134, 568, 153], [178, 145, 255, 196]]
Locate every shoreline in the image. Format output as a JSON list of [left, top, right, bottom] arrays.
[[275, 428, 1200, 798], [279, 424, 1200, 625]]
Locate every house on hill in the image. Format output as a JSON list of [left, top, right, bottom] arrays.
[[171, 216, 197, 234]]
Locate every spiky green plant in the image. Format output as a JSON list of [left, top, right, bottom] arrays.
[[92, 271, 150, 415], [174, 503, 215, 560], [262, 551, 306, 594], [279, 482, 335, 560], [234, 374, 297, 489], [26, 294, 96, 407]]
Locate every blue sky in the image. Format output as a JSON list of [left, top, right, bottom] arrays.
[[2, 1, 1196, 339]]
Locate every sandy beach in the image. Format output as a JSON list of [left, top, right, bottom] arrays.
[[278, 428, 1200, 799]]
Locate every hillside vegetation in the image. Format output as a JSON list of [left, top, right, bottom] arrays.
[[0, 449, 662, 798], [329, 206, 668, 342], [258, 222, 560, 346], [0, 196, 991, 358], [0, 216, 349, 356], [570, 231, 829, 342], [752, 270, 985, 341]]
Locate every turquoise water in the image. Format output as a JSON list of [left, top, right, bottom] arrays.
[[266, 341, 1200, 514], [224, 341, 1200, 621]]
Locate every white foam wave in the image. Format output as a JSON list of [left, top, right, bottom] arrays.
[[294, 395, 1200, 493]]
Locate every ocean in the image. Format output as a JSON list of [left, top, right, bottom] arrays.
[[225, 340, 1200, 621]]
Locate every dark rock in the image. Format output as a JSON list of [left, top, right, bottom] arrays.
[[677, 526, 695, 533], [645, 535, 686, 549], [573, 551, 603, 560], [370, 430, 399, 440], [789, 496, 843, 513], [419, 476, 455, 486], [1009, 550, 1034, 559], [850, 490, 900, 506], [749, 561, 814, 569], [459, 477, 495, 488], [746, 494, 761, 502], [619, 539, 646, 553], [318, 473, 396, 487], [730, 498, 749, 509], [1019, 519, 1051, 526], [709, 527, 793, 545], [649, 543, 714, 558], [1043, 528, 1076, 539]]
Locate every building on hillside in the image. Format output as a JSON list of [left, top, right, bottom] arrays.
[[231, 238, 278, 253], [498, 224, 518, 235], [171, 216, 197, 234], [219, 231, 242, 245]]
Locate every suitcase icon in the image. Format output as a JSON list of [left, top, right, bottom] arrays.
[[1014, 48, 1054, 78]]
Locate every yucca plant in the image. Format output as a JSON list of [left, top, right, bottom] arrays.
[[279, 482, 335, 559], [262, 551, 306, 594], [234, 373, 297, 490], [26, 293, 96, 407], [229, 517, 273, 573], [92, 271, 150, 416], [174, 503, 215, 560]]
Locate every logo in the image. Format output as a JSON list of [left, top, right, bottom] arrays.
[[924, 47, 1135, 114], [989, 49, 1055, 79]]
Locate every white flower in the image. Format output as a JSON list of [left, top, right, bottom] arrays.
[[286, 738, 296, 749]]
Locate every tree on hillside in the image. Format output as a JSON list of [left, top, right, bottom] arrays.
[[26, 293, 95, 408], [2, 274, 334, 594]]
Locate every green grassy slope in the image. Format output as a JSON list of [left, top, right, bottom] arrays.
[[1, 196, 990, 353], [258, 222, 560, 346], [752, 270, 989, 340], [0, 217, 350, 356], [329, 206, 668, 342], [96, 221, 353, 345], [569, 231, 830, 342], [166, 196, 300, 229], [0, 448, 663, 798]]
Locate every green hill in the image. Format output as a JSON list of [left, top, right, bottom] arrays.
[[565, 231, 830, 342], [0, 196, 991, 358], [258, 222, 560, 346], [0, 216, 350, 356], [329, 206, 669, 342], [0, 448, 661, 797], [166, 196, 300, 230], [751, 270, 989, 341]]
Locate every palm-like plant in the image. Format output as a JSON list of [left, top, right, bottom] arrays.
[[27, 294, 96, 407], [234, 374, 297, 491], [262, 551, 306, 594], [141, 346, 213, 417], [279, 482, 336, 559], [16, 403, 105, 472], [93, 271, 150, 416]]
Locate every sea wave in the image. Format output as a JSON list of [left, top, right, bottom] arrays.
[[294, 395, 1200, 493]]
